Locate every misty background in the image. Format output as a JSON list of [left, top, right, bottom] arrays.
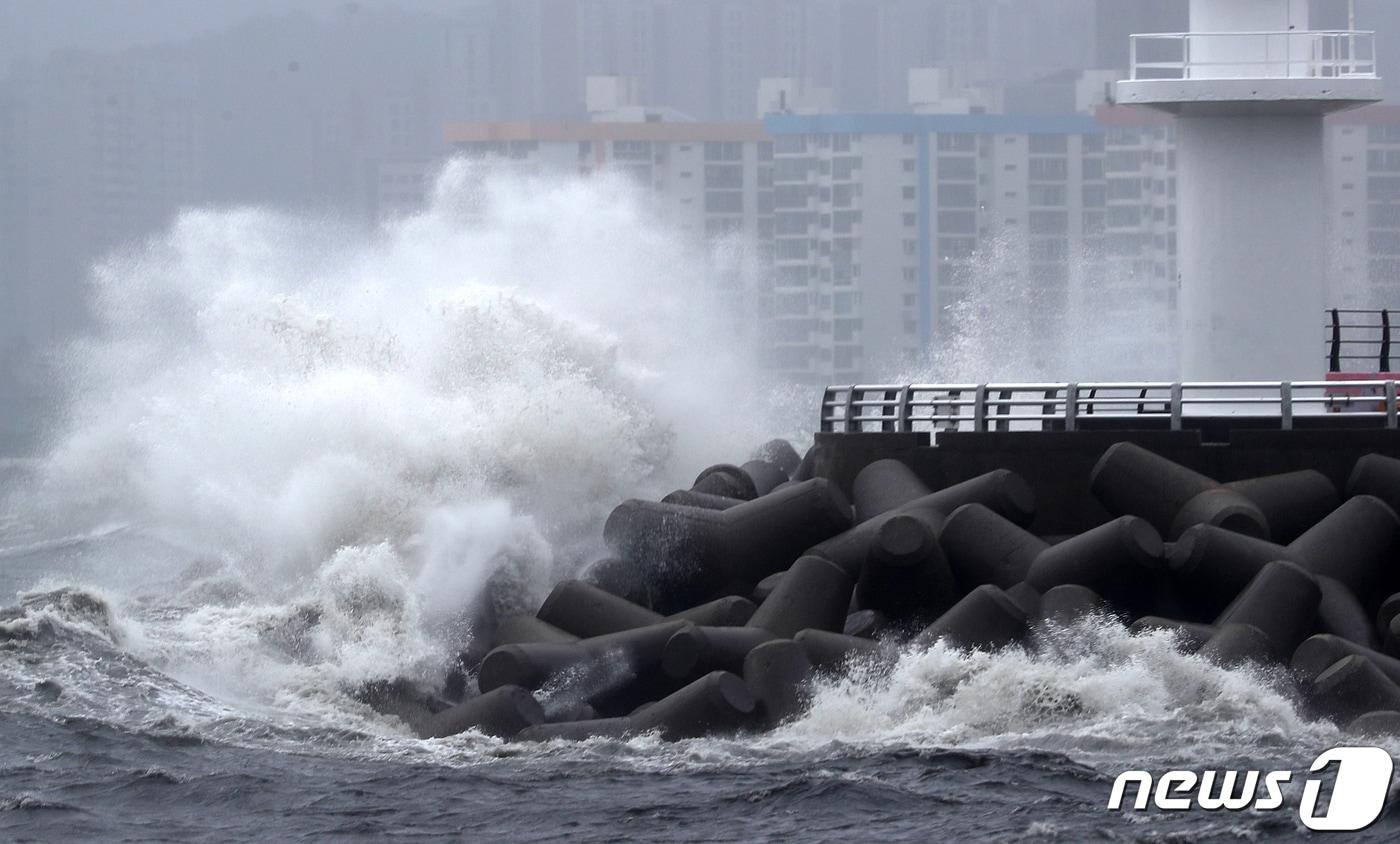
[[3, 0, 1400, 456]]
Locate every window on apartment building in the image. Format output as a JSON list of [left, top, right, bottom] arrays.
[[1082, 184, 1106, 207], [775, 238, 810, 260], [936, 133, 975, 152], [776, 266, 809, 287], [758, 142, 773, 161], [902, 212, 917, 227], [903, 133, 915, 145], [1369, 150, 1400, 172], [1370, 177, 1400, 201], [1107, 206, 1143, 227], [1370, 204, 1400, 228], [834, 292, 861, 314], [613, 140, 652, 160], [937, 210, 976, 233], [776, 212, 814, 235], [1105, 150, 1141, 172], [1369, 126, 1400, 144], [902, 239, 919, 255], [705, 164, 744, 188], [832, 134, 852, 152], [774, 319, 814, 342], [938, 183, 976, 207], [832, 156, 861, 180], [902, 159, 916, 172], [775, 292, 810, 316], [774, 185, 809, 209], [705, 191, 743, 213], [1029, 238, 1068, 261], [1028, 135, 1068, 154], [1082, 134, 1105, 153], [1028, 184, 1067, 206], [706, 218, 744, 237], [902, 267, 918, 282], [1107, 179, 1142, 201], [937, 157, 976, 180], [939, 237, 976, 260], [1028, 210, 1067, 235], [704, 141, 743, 161], [758, 191, 774, 213], [833, 183, 858, 207], [774, 157, 813, 181], [833, 210, 862, 234], [1028, 158, 1068, 181], [833, 318, 862, 342], [1082, 158, 1104, 180], [902, 186, 917, 200], [1370, 231, 1400, 255]]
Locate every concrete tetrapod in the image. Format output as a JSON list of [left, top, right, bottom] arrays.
[[752, 438, 801, 479], [660, 489, 746, 510], [1034, 584, 1110, 626], [938, 503, 1049, 591], [629, 670, 757, 740], [853, 513, 957, 621], [851, 459, 933, 522], [794, 628, 887, 672], [843, 609, 889, 639], [1197, 623, 1276, 668], [1348, 710, 1400, 737], [1291, 634, 1400, 686], [667, 596, 757, 627], [1127, 616, 1216, 653], [743, 639, 815, 727], [581, 556, 653, 609], [1025, 515, 1164, 610], [662, 626, 777, 678], [420, 686, 546, 739], [1309, 655, 1400, 723], [806, 470, 1036, 580], [691, 464, 758, 500], [1222, 470, 1339, 545], [1090, 442, 1269, 540], [516, 717, 633, 742], [747, 555, 854, 639], [1315, 576, 1381, 651], [741, 460, 790, 497], [1286, 495, 1400, 597], [492, 615, 579, 648], [478, 620, 690, 697], [536, 580, 664, 638], [1212, 560, 1321, 660], [913, 585, 1029, 652], [1346, 453, 1400, 516], [1166, 526, 1295, 619], [603, 478, 853, 608]]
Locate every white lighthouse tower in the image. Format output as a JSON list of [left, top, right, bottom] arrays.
[[1117, 1, 1382, 381]]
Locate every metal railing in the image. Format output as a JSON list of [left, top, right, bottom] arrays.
[[1328, 308, 1396, 374], [1130, 30, 1377, 81], [819, 381, 1400, 434]]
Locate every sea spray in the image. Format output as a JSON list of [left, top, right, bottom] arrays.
[[0, 160, 795, 719]]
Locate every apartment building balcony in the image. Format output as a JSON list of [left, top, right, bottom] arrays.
[[1118, 30, 1382, 115]]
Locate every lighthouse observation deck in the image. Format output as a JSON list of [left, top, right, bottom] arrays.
[[1118, 30, 1382, 114]]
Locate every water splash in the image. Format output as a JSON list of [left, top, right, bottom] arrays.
[[1, 160, 791, 715]]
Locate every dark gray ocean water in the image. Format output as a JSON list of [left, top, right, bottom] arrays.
[[3, 522, 1400, 842]]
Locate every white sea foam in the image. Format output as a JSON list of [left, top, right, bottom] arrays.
[[0, 161, 792, 724]]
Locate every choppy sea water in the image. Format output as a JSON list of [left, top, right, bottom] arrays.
[[2, 164, 1397, 841]]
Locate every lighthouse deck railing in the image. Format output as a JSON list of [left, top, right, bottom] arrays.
[[1130, 30, 1377, 81], [819, 381, 1400, 434]]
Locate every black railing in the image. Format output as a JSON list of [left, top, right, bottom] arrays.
[[1328, 308, 1394, 373]]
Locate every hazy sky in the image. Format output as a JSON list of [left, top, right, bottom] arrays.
[[0, 0, 450, 69]]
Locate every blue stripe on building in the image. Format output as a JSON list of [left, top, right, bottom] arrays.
[[762, 113, 1104, 136]]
